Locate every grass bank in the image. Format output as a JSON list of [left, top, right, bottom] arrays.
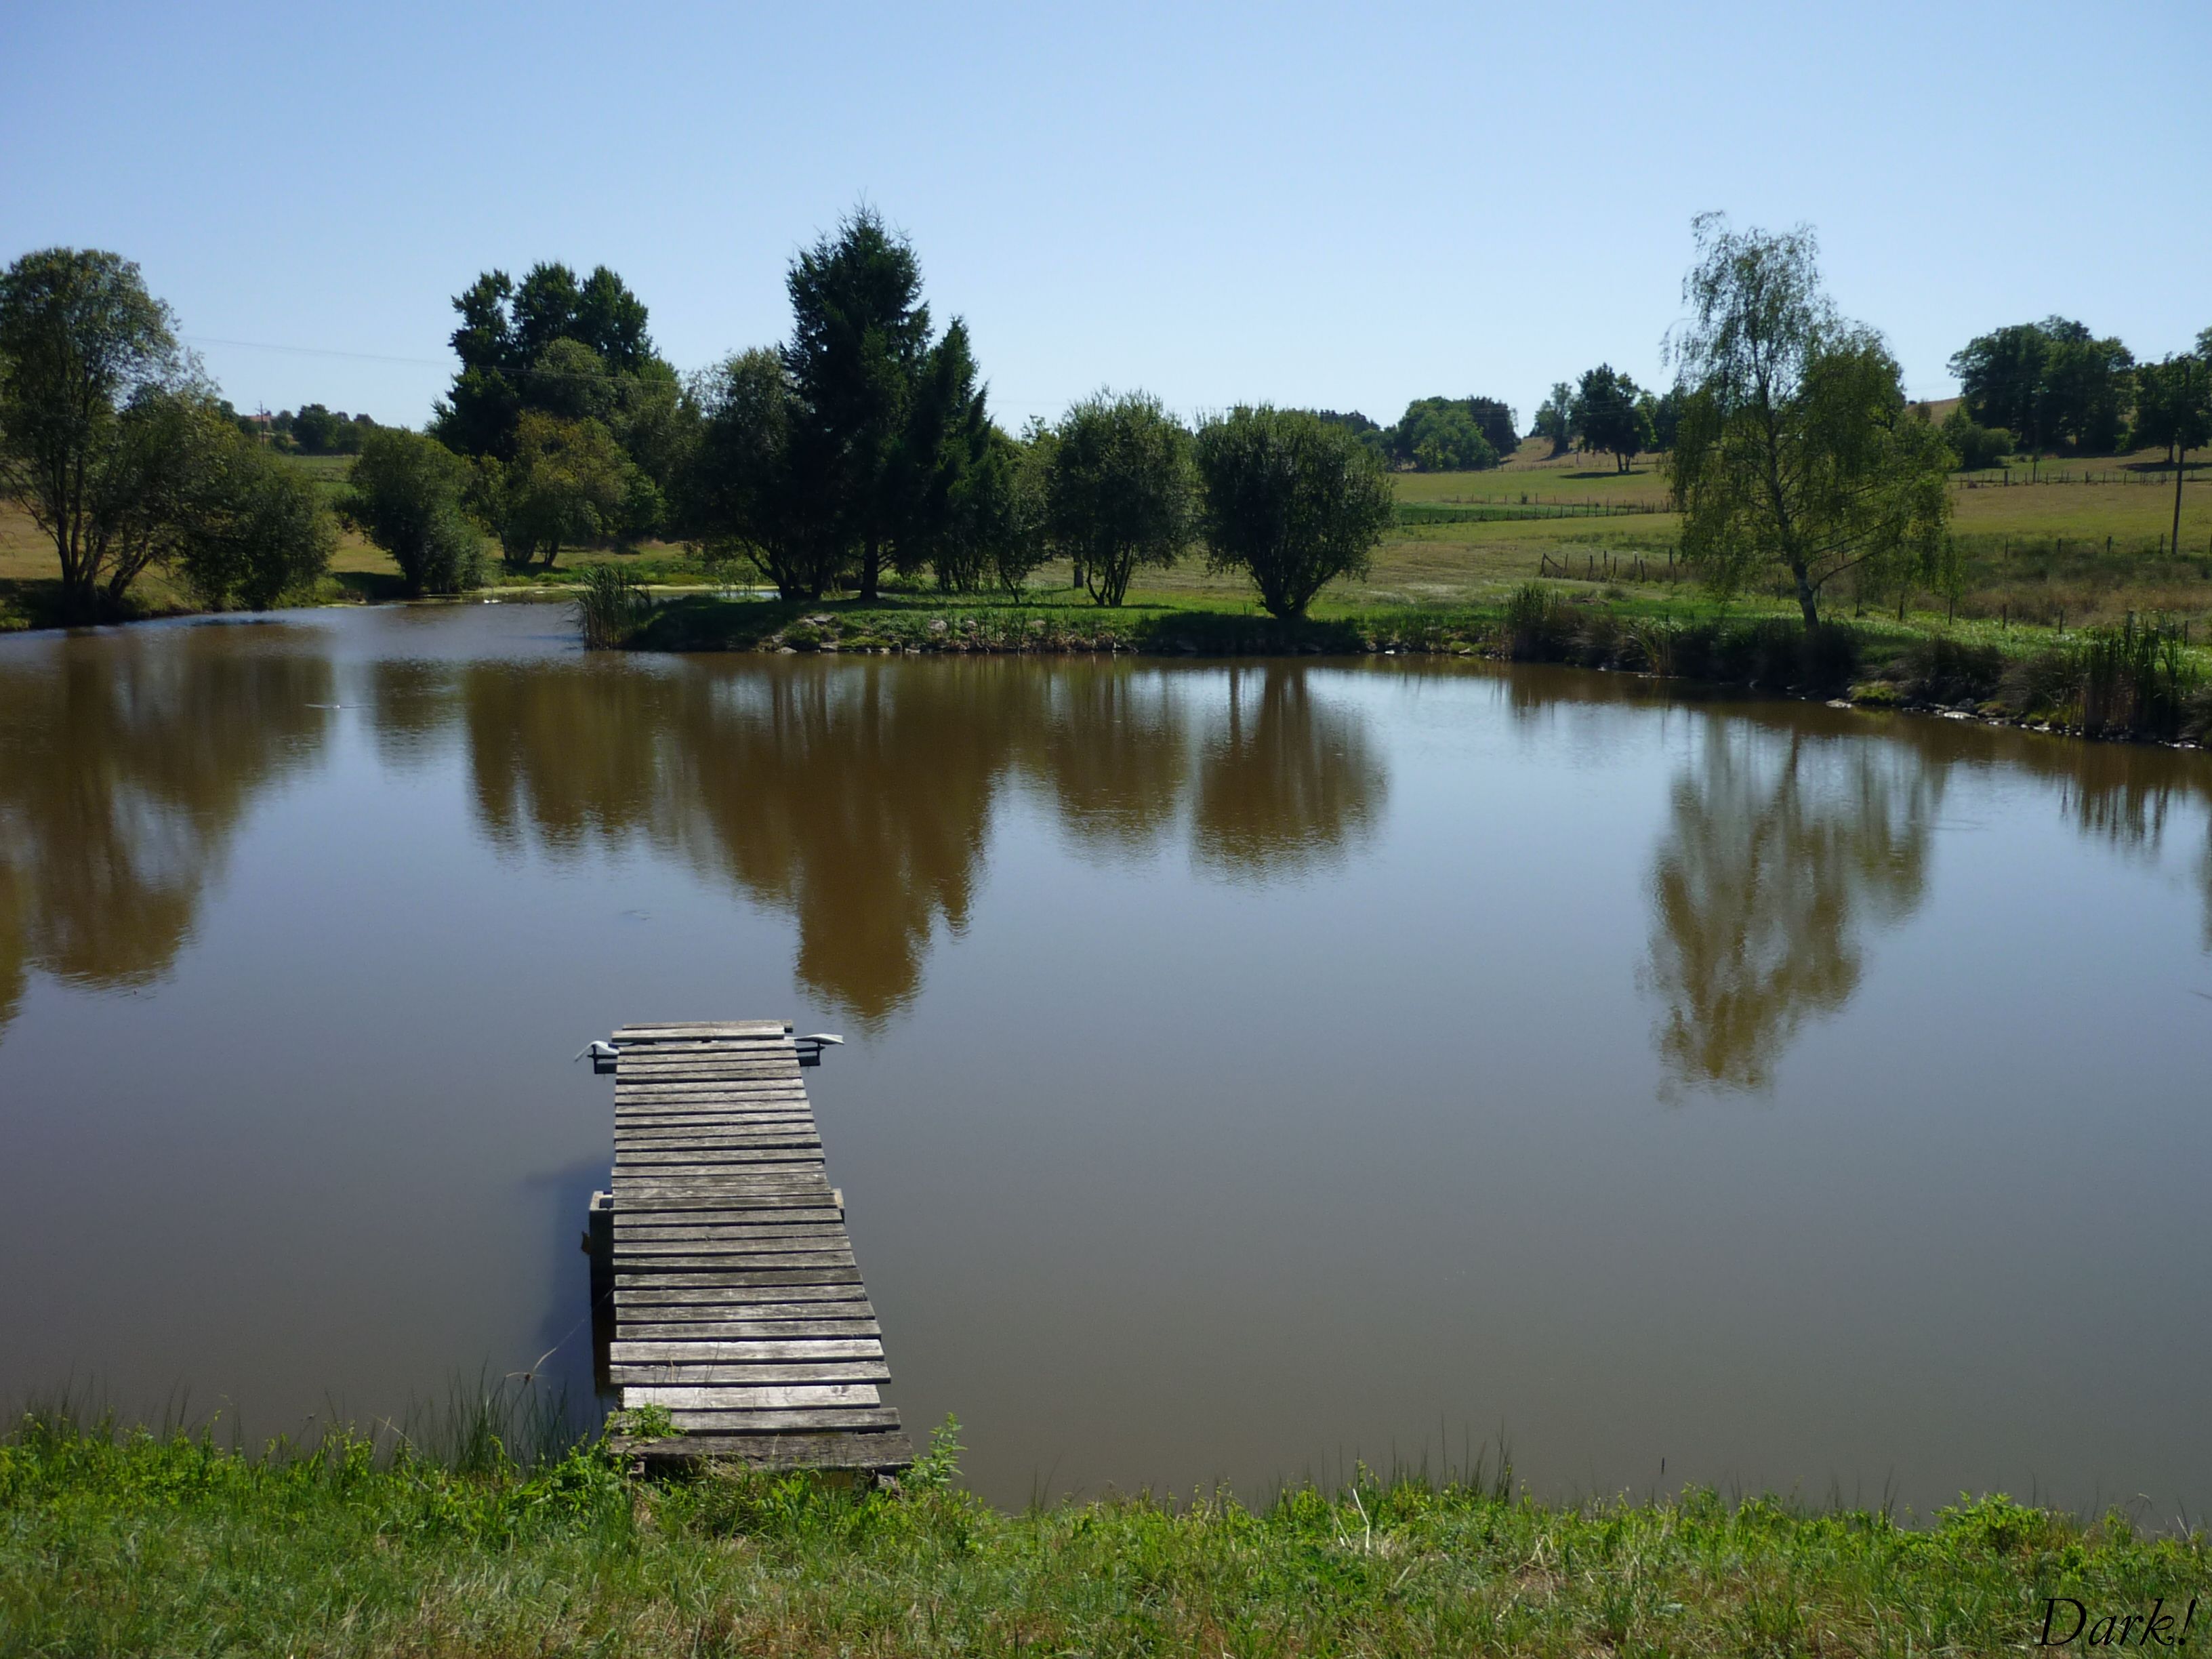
[[5, 1408, 2206, 1656], [626, 583, 2212, 746]]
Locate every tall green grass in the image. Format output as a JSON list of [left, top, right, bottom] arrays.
[[575, 564, 655, 649], [2072, 613, 2203, 737], [3, 1402, 2207, 1656]]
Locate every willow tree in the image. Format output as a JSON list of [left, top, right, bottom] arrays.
[[1666, 217, 1954, 628]]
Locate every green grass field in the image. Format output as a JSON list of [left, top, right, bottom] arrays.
[[5, 1408, 2207, 1658], [5, 445, 2208, 638]]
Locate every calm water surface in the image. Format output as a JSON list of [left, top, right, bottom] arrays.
[[3, 602, 2209, 1511]]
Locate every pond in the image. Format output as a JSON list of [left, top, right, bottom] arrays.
[[3, 602, 2209, 1513]]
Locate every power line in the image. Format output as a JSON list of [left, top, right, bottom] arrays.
[[183, 334, 450, 369]]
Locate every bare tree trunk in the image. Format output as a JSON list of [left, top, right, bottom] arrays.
[[859, 537, 880, 601], [1794, 565, 1820, 628]]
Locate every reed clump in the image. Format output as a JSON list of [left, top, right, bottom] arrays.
[[575, 564, 655, 649]]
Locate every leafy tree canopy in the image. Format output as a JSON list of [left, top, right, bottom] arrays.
[[1379, 396, 1513, 470], [340, 426, 481, 596], [1666, 216, 1955, 628], [432, 262, 678, 540], [1046, 390, 1193, 607], [471, 412, 632, 571], [678, 348, 825, 599], [1194, 406, 1395, 619], [1532, 383, 1576, 457], [0, 247, 209, 616], [173, 431, 335, 609], [2131, 352, 2211, 463], [1572, 365, 1654, 470], [676, 207, 995, 600], [1948, 316, 2134, 455]]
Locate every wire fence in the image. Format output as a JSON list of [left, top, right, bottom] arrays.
[[1953, 465, 2207, 488], [1398, 495, 1669, 525]]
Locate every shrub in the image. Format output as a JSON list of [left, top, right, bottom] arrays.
[[1883, 635, 2006, 705], [1942, 403, 2012, 470], [1500, 583, 1578, 661]]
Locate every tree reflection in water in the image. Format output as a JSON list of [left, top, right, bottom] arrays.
[[1192, 664, 1382, 877], [433, 658, 1382, 1027], [0, 630, 332, 1033], [1643, 723, 1938, 1094]]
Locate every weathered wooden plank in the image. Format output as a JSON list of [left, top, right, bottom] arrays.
[[614, 1237, 852, 1257], [615, 1151, 825, 1171], [615, 1119, 823, 1132], [619, 1383, 882, 1410], [614, 1228, 850, 1250], [615, 1068, 802, 1081], [615, 1143, 823, 1160], [626, 1431, 914, 1469], [614, 1284, 871, 1309], [613, 1214, 846, 1236], [615, 1067, 801, 1080], [613, 1102, 810, 1115], [621, 1318, 880, 1340], [614, 1116, 818, 1132], [663, 1406, 901, 1432], [615, 1070, 805, 1084], [615, 1021, 790, 1039], [614, 1254, 857, 1275], [612, 1131, 817, 1147], [613, 1177, 833, 1197], [614, 1309, 876, 1330], [614, 1193, 840, 1214], [623, 1274, 872, 1300], [611, 1338, 884, 1363], [619, 1309, 876, 1336], [614, 1172, 827, 1191], [614, 1120, 814, 1134], [613, 1142, 819, 1158], [613, 1191, 833, 1208], [610, 1359, 890, 1385], [615, 1057, 805, 1070], [614, 1095, 811, 1108], [613, 1185, 830, 1206]]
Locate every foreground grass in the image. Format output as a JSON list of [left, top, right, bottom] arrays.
[[3, 1412, 2206, 1657]]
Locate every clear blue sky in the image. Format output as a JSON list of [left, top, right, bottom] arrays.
[[5, 1, 2207, 432]]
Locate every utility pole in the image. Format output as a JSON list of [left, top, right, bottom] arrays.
[[2173, 359, 2193, 564]]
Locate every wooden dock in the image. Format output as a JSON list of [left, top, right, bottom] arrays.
[[591, 1019, 912, 1471]]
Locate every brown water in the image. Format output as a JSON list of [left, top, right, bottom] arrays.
[[3, 603, 2210, 1513]]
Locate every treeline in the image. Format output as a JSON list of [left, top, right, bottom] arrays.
[[1947, 316, 2211, 464], [366, 210, 1397, 619], [673, 211, 1393, 617], [1315, 398, 1519, 472], [7, 217, 2209, 629], [234, 402, 381, 456], [1325, 371, 1684, 476]]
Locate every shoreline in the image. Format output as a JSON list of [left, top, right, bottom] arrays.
[[621, 590, 2212, 752], [4, 1406, 2203, 1654], [7, 579, 2208, 753]]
